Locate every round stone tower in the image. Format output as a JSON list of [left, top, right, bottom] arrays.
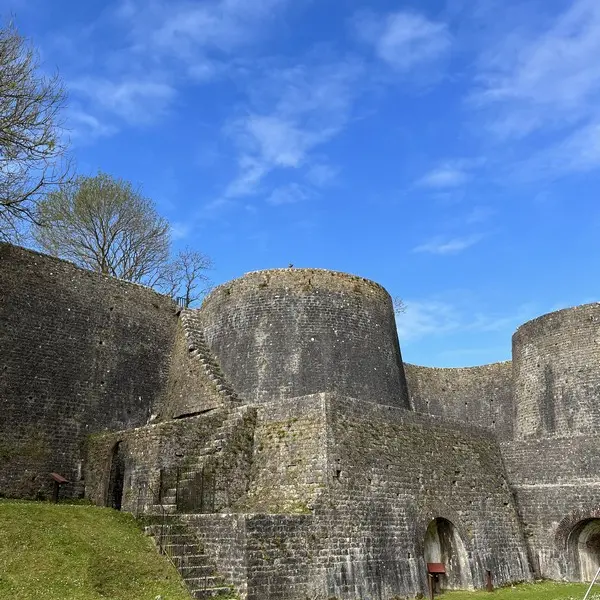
[[199, 268, 410, 407], [513, 303, 600, 438]]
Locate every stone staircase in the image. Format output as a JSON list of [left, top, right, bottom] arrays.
[[145, 518, 236, 599], [180, 310, 240, 404], [150, 404, 255, 515]]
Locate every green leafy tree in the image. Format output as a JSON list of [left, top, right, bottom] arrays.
[[0, 21, 68, 241], [34, 172, 171, 285]]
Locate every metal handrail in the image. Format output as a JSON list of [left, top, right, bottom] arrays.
[[583, 566, 600, 600]]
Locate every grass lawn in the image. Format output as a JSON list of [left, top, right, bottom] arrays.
[[0, 500, 192, 600], [1, 505, 599, 600], [439, 581, 600, 600]]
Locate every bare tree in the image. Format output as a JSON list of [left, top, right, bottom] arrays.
[[159, 247, 213, 307], [0, 21, 68, 241], [34, 172, 171, 284], [393, 296, 406, 315]]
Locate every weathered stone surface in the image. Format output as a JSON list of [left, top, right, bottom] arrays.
[[0, 243, 177, 498], [513, 303, 600, 438], [199, 268, 410, 407], [404, 362, 514, 439], [159, 319, 227, 419], [3, 243, 600, 599]]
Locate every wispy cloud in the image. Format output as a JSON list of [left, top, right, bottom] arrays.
[[266, 183, 311, 205], [523, 120, 600, 179], [67, 108, 118, 142], [224, 59, 364, 198], [396, 300, 460, 342], [69, 77, 176, 125], [417, 165, 469, 189], [117, 0, 292, 70], [472, 0, 600, 139], [415, 158, 485, 189], [396, 298, 535, 343], [59, 0, 299, 140], [353, 9, 451, 72], [306, 163, 339, 187], [170, 221, 194, 241], [465, 206, 495, 224], [413, 234, 483, 255]]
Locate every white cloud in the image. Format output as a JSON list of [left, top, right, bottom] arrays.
[[396, 300, 460, 342], [223, 156, 268, 198], [465, 206, 495, 224], [67, 108, 118, 142], [117, 0, 291, 73], [519, 120, 600, 180], [353, 10, 451, 71], [556, 122, 600, 172], [415, 158, 485, 189], [69, 77, 176, 125], [306, 163, 339, 187], [57, 0, 299, 139], [417, 166, 469, 189], [413, 234, 483, 255], [245, 116, 310, 169], [170, 221, 193, 241], [396, 298, 536, 343], [266, 183, 311, 205], [472, 0, 600, 139], [224, 60, 363, 198]]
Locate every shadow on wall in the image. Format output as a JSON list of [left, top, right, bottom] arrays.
[[424, 517, 474, 592], [106, 441, 125, 511]]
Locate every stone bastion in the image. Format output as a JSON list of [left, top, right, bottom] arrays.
[[199, 268, 410, 407]]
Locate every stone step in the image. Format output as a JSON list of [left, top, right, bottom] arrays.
[[172, 553, 212, 568], [161, 533, 198, 546], [144, 524, 182, 536], [163, 542, 202, 556], [185, 576, 227, 589], [179, 564, 217, 578], [148, 503, 177, 514], [191, 587, 236, 599]]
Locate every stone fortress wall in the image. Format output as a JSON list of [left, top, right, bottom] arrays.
[[403, 361, 514, 439], [199, 268, 410, 408], [0, 243, 177, 497], [2, 243, 600, 599]]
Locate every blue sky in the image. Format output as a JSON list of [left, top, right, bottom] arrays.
[[7, 0, 600, 367]]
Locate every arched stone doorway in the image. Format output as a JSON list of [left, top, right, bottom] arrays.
[[568, 519, 600, 581], [106, 441, 125, 510], [424, 517, 473, 591]]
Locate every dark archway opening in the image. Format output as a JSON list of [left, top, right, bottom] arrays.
[[424, 517, 473, 591], [567, 519, 600, 581], [106, 441, 125, 510]]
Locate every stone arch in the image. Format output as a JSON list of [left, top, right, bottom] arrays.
[[423, 517, 474, 591], [106, 441, 125, 510], [411, 502, 474, 558], [568, 519, 600, 581], [408, 501, 476, 592], [555, 507, 600, 581]]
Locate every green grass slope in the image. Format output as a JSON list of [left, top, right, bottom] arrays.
[[0, 501, 192, 600], [439, 581, 599, 600]]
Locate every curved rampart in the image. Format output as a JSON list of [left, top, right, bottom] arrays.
[[199, 268, 409, 407], [512, 303, 600, 438], [404, 362, 514, 439], [0, 243, 177, 498]]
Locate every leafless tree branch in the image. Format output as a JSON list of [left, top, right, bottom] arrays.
[[0, 20, 70, 241]]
